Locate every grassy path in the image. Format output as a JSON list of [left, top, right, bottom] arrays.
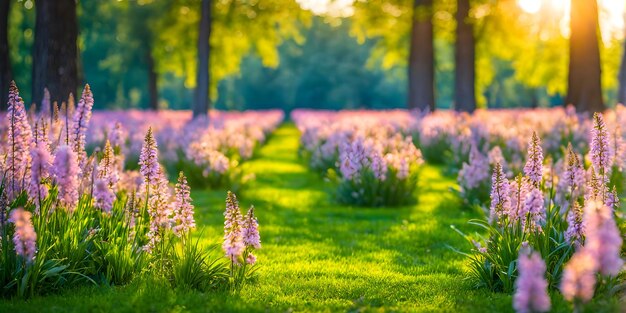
[[2, 124, 515, 312]]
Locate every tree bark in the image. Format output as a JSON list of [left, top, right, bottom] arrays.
[[407, 0, 435, 112], [32, 0, 79, 110], [618, 31, 626, 104], [0, 0, 11, 110], [193, 0, 211, 117], [566, 0, 604, 112], [454, 0, 476, 113], [146, 48, 159, 110]]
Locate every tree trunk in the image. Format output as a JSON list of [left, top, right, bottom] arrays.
[[407, 0, 434, 112], [146, 48, 158, 110], [566, 0, 604, 112], [618, 31, 626, 104], [32, 0, 79, 110], [454, 0, 476, 113], [193, 0, 211, 117], [0, 0, 11, 110]]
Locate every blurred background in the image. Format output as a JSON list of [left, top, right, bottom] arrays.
[[0, 0, 624, 113]]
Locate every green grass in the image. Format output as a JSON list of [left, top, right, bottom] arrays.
[[0, 124, 620, 312]]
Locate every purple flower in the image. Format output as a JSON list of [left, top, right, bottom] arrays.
[[98, 140, 119, 193], [5, 81, 33, 201], [143, 169, 172, 253], [558, 144, 585, 207], [458, 144, 489, 191], [560, 250, 597, 303], [522, 187, 545, 231], [70, 85, 94, 170], [93, 178, 115, 214], [171, 172, 195, 237], [513, 250, 551, 313], [242, 205, 261, 249], [489, 162, 511, 224], [52, 145, 80, 211], [509, 175, 530, 223], [223, 191, 244, 264], [565, 202, 585, 247], [139, 127, 160, 188], [583, 200, 624, 276], [246, 253, 257, 265], [590, 112, 610, 180], [9, 208, 37, 263], [523, 132, 543, 187], [27, 142, 53, 208]]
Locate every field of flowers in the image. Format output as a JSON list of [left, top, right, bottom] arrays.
[[0, 83, 624, 312]]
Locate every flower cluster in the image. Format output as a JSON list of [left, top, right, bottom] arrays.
[[223, 191, 260, 265]]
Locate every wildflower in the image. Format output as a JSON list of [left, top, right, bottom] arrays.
[[522, 187, 545, 231], [513, 250, 551, 313], [0, 191, 7, 231], [223, 191, 245, 264], [9, 208, 37, 263], [246, 253, 257, 265], [458, 144, 489, 190], [139, 127, 160, 188], [5, 81, 33, 201], [509, 175, 530, 223], [171, 172, 195, 237], [590, 112, 610, 181], [27, 141, 53, 208], [489, 162, 511, 224], [558, 144, 585, 204], [242, 206, 261, 249], [70, 84, 94, 170], [98, 140, 119, 193], [583, 200, 623, 276], [52, 145, 80, 211], [565, 202, 584, 247], [143, 170, 172, 253], [524, 132, 543, 187], [93, 178, 115, 214], [560, 250, 597, 303]]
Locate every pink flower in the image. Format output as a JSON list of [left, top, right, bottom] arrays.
[[93, 178, 115, 214], [171, 172, 195, 237], [143, 170, 172, 253], [223, 191, 244, 264], [560, 250, 597, 303], [565, 202, 584, 247], [590, 112, 610, 180], [242, 206, 261, 249], [246, 253, 257, 265], [458, 145, 489, 191], [139, 128, 160, 188], [489, 162, 511, 223], [52, 145, 80, 211], [9, 208, 37, 263], [523, 132, 543, 187], [5, 81, 33, 201], [513, 250, 551, 313], [98, 140, 119, 193], [70, 85, 94, 170], [522, 187, 545, 231], [28, 142, 53, 208], [583, 200, 623, 276]]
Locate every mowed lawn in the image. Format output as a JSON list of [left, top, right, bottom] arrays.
[[0, 124, 616, 312]]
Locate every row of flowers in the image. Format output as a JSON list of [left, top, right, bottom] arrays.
[[293, 108, 624, 311], [0, 82, 263, 298], [292, 109, 422, 206]]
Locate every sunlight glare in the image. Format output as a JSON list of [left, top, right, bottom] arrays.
[[518, 0, 542, 14]]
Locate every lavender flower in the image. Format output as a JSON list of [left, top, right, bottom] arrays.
[[139, 128, 160, 188], [522, 187, 545, 231], [590, 112, 610, 180], [70, 84, 94, 170], [509, 175, 530, 223], [583, 200, 624, 276], [52, 145, 80, 211], [171, 172, 195, 237], [223, 191, 244, 264], [5, 81, 33, 201], [144, 170, 172, 253], [93, 178, 115, 214], [558, 144, 584, 207], [523, 132, 543, 187], [513, 250, 551, 313], [565, 202, 584, 247], [9, 208, 37, 263], [27, 141, 53, 208], [489, 162, 511, 224], [458, 145, 489, 191], [242, 205, 261, 249], [560, 250, 597, 303]]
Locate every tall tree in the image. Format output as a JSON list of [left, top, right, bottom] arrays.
[[32, 0, 79, 109], [194, 0, 211, 117], [0, 0, 11, 110], [618, 36, 626, 105], [408, 0, 435, 111], [566, 0, 603, 112], [454, 0, 475, 112]]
